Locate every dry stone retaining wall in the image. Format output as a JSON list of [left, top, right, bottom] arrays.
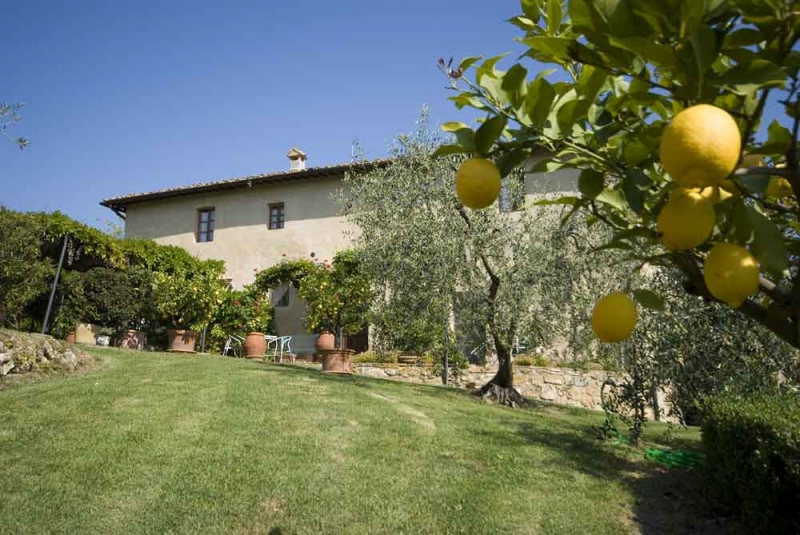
[[354, 363, 672, 418], [0, 330, 90, 378]]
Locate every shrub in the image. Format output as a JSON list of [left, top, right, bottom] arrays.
[[515, 355, 534, 367], [352, 350, 399, 364], [152, 263, 226, 331], [701, 393, 800, 534]]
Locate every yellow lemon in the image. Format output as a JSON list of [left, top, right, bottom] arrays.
[[657, 188, 716, 250], [660, 104, 741, 187], [591, 292, 637, 343], [455, 158, 501, 209], [703, 243, 760, 308], [766, 177, 793, 200]]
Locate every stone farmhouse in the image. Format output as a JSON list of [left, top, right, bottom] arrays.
[[101, 149, 577, 355]]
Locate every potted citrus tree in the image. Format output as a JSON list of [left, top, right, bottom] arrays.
[[298, 250, 372, 373], [240, 287, 274, 359], [152, 263, 225, 353]]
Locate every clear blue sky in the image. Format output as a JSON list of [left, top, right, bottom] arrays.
[[2, 1, 788, 229], [2, 0, 519, 228]]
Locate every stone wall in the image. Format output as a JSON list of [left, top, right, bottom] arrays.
[[354, 363, 672, 419]]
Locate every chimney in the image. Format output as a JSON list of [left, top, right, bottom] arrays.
[[287, 148, 307, 171]]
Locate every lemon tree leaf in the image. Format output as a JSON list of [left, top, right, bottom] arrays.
[[432, 144, 472, 157], [525, 75, 556, 125], [521, 0, 541, 21], [475, 53, 510, 84], [595, 188, 628, 212], [474, 115, 508, 156], [713, 59, 787, 93], [623, 168, 652, 214], [502, 64, 529, 109], [731, 202, 788, 278], [546, 0, 562, 35], [578, 169, 604, 199], [633, 289, 665, 311], [458, 56, 483, 71]]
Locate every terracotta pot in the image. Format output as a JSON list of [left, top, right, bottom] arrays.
[[75, 323, 101, 345], [320, 348, 355, 374], [65, 332, 76, 345], [243, 332, 267, 359], [167, 329, 198, 353], [315, 332, 335, 352], [117, 329, 146, 351]]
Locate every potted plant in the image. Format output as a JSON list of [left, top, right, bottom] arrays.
[[239, 287, 274, 359], [298, 250, 372, 373], [152, 263, 225, 353]]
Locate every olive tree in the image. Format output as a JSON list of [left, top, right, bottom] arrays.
[[343, 112, 621, 404]]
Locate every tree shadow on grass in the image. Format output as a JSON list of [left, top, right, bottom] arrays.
[[511, 422, 742, 534], [242, 361, 478, 400]]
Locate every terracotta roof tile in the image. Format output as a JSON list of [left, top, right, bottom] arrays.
[[100, 159, 388, 212]]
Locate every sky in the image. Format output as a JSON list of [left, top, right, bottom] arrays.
[[1, 1, 790, 229], [1, 0, 521, 228]]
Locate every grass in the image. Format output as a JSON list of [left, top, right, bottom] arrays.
[[0, 348, 718, 534]]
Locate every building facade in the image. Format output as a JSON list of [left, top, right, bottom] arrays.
[[101, 150, 577, 354]]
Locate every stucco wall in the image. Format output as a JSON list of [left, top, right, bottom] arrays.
[[122, 163, 579, 354], [125, 176, 356, 288]]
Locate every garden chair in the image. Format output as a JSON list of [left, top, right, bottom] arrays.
[[277, 335, 293, 363], [223, 334, 244, 357], [264, 335, 279, 361]]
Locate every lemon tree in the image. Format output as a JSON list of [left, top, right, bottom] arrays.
[[438, 0, 800, 348]]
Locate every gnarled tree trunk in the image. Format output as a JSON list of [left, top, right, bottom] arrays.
[[459, 207, 527, 407]]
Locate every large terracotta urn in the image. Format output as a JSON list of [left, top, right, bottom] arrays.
[[65, 332, 76, 345], [315, 332, 335, 352], [243, 332, 267, 359], [167, 329, 198, 353], [320, 348, 355, 374], [75, 323, 101, 345]]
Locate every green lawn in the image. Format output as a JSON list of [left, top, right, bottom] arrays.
[[0, 348, 717, 534]]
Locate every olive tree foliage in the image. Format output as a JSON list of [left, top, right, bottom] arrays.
[[343, 113, 628, 402], [437, 0, 800, 349], [1, 102, 28, 150]]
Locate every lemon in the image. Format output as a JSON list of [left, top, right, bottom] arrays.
[[591, 292, 637, 343], [657, 188, 716, 250], [703, 243, 760, 308], [660, 104, 741, 187], [766, 177, 793, 200], [455, 158, 501, 209]]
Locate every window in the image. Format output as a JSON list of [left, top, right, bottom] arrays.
[[269, 203, 285, 230], [197, 208, 215, 242], [273, 285, 290, 307]]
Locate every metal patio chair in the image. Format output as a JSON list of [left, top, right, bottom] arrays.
[[222, 334, 244, 357]]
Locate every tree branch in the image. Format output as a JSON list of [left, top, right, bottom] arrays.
[[674, 252, 798, 348]]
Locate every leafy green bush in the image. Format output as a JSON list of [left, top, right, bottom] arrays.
[[152, 263, 227, 331], [515, 356, 534, 367], [0, 208, 53, 327], [352, 350, 399, 364], [701, 393, 800, 534]]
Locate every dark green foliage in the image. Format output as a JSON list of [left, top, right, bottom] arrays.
[[0, 207, 227, 342], [80, 268, 141, 329], [0, 208, 53, 327], [701, 393, 800, 534]]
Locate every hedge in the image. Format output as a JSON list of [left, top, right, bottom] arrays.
[[701, 392, 800, 534]]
